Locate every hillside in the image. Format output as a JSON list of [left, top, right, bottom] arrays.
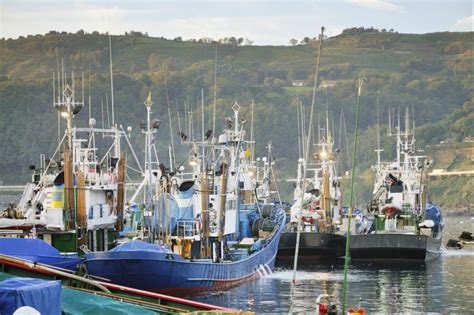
[[0, 30, 472, 213]]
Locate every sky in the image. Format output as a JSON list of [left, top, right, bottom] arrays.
[[0, 0, 472, 45]]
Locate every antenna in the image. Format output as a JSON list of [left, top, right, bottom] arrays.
[[376, 95, 380, 151], [176, 99, 183, 140], [213, 43, 218, 137], [326, 107, 330, 140], [331, 114, 335, 143], [101, 99, 105, 129], [53, 72, 55, 107], [107, 6, 115, 126], [251, 99, 255, 158], [190, 109, 194, 142], [397, 107, 401, 135], [300, 100, 305, 158], [164, 70, 176, 169], [72, 71, 75, 105], [338, 109, 343, 149], [88, 50, 92, 121], [375, 94, 383, 166], [325, 88, 329, 140], [201, 88, 205, 143], [53, 72, 60, 143], [184, 100, 189, 139], [105, 93, 110, 128], [81, 72, 85, 116], [317, 113, 321, 143], [405, 106, 409, 135], [297, 102, 301, 158], [61, 58, 65, 104]]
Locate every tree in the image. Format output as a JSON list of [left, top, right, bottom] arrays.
[[228, 37, 238, 47], [148, 53, 160, 69], [301, 37, 310, 45], [289, 39, 298, 46]]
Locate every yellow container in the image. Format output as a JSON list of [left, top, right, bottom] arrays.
[[51, 187, 64, 208]]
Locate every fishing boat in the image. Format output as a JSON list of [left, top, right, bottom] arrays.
[[277, 120, 345, 264], [350, 109, 443, 261], [85, 99, 286, 294], [0, 69, 141, 259], [276, 26, 346, 265]]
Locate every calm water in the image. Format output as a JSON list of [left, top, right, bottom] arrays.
[[1, 195, 472, 314], [183, 216, 474, 314]]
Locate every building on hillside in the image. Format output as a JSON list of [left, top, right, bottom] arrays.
[[320, 80, 338, 88], [292, 80, 305, 87]]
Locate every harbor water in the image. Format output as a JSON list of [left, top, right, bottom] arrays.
[[183, 216, 473, 314], [1, 195, 472, 313]]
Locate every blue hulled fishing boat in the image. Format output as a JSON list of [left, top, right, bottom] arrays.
[[85, 213, 284, 294], [86, 99, 286, 293]]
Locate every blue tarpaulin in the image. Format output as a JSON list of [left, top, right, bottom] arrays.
[[0, 277, 61, 315], [426, 203, 443, 225], [110, 240, 172, 253], [0, 238, 60, 257]]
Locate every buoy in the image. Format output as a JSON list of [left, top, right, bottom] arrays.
[[446, 239, 463, 249], [347, 308, 366, 315]]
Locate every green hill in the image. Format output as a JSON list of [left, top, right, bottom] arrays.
[[0, 30, 472, 213]]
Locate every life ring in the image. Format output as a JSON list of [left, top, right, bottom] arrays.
[[302, 216, 315, 224], [381, 204, 402, 217]]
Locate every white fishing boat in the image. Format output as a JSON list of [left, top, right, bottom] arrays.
[[0, 69, 140, 258], [350, 109, 443, 261]]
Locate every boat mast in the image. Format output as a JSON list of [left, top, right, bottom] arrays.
[[107, 11, 115, 127], [375, 95, 383, 167], [144, 92, 155, 242]]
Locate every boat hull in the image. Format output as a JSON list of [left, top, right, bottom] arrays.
[[85, 211, 286, 294], [350, 233, 442, 261], [276, 232, 345, 264], [86, 251, 274, 294]]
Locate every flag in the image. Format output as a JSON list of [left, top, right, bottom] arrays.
[[145, 91, 152, 108], [245, 148, 251, 158]]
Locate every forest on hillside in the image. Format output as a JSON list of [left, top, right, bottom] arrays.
[[0, 29, 472, 211]]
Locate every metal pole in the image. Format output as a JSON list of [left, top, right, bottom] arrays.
[[341, 78, 363, 313]]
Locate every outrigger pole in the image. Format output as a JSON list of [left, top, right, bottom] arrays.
[[292, 26, 325, 284]]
